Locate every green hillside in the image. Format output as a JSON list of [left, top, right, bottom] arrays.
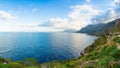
[[41, 34, 120, 68], [0, 19, 120, 68], [0, 33, 120, 68]]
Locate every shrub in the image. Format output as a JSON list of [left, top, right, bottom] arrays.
[[23, 58, 39, 66], [0, 57, 5, 63], [110, 49, 120, 60], [97, 56, 115, 68], [66, 62, 76, 68], [85, 65, 94, 68], [99, 46, 117, 58], [113, 37, 120, 43], [0, 64, 10, 68], [9, 62, 23, 68]]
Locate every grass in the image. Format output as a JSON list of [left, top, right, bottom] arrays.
[[113, 36, 120, 43], [0, 34, 120, 68]]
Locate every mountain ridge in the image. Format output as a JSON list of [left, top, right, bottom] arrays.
[[77, 18, 120, 36]]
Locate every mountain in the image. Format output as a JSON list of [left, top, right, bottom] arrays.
[[40, 31, 120, 68], [77, 23, 105, 34], [63, 29, 77, 33], [77, 18, 120, 35]]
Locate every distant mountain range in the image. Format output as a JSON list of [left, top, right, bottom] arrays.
[[63, 29, 77, 33], [77, 18, 120, 35]]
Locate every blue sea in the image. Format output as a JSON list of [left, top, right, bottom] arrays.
[[0, 32, 96, 63]]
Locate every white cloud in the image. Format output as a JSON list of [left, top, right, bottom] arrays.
[[114, 0, 120, 6], [91, 0, 120, 24], [86, 0, 91, 2], [48, 18, 69, 28], [112, 0, 120, 6], [68, 4, 101, 29], [40, 4, 101, 30], [69, 4, 98, 19], [40, 0, 120, 30], [0, 10, 16, 20]]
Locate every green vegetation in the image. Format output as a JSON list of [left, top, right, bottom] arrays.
[[114, 36, 120, 43], [0, 23, 120, 68], [0, 58, 41, 68], [40, 34, 120, 68], [0, 34, 120, 68], [0, 18, 119, 68]]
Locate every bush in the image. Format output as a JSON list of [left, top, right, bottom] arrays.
[[9, 62, 23, 68], [110, 49, 120, 60], [114, 63, 120, 68], [66, 62, 76, 68], [85, 65, 94, 68], [113, 37, 120, 43], [23, 58, 39, 66], [97, 56, 115, 68], [0, 57, 5, 63], [0, 64, 10, 68], [99, 46, 117, 58]]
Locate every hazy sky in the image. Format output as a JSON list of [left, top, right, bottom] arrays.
[[0, 0, 119, 32]]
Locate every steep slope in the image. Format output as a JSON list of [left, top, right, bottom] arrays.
[[0, 33, 120, 68], [77, 19, 120, 35], [40, 19, 120, 68], [95, 19, 120, 35], [77, 23, 105, 34], [40, 34, 120, 68]]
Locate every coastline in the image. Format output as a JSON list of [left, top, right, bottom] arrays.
[[0, 33, 120, 68]]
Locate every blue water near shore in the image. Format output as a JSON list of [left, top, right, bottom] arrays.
[[0, 32, 96, 63]]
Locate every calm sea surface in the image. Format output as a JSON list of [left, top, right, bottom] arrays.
[[0, 32, 97, 63]]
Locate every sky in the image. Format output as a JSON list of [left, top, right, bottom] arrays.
[[0, 0, 120, 32]]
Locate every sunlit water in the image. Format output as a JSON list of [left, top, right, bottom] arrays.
[[0, 32, 97, 63]]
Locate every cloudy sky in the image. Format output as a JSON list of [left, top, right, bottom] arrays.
[[0, 0, 120, 32]]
